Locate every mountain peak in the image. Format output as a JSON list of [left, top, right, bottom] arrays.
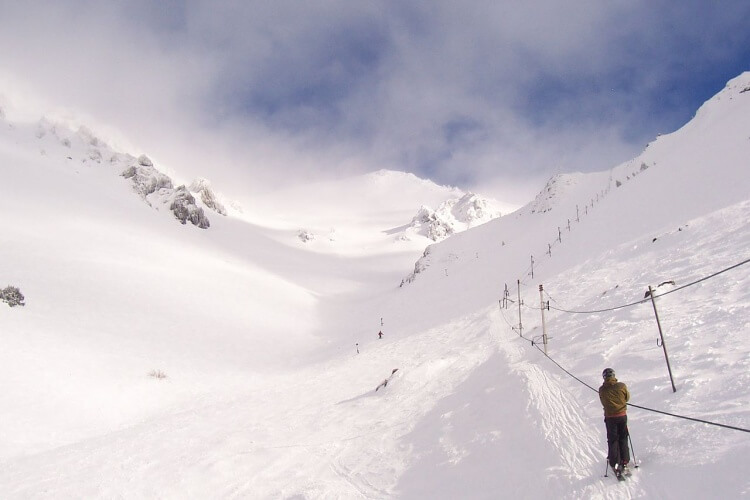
[[406, 192, 503, 242]]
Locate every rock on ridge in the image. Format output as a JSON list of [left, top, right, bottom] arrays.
[[408, 193, 502, 241], [400, 246, 432, 286], [169, 186, 210, 228], [189, 178, 227, 216], [122, 160, 173, 200], [121, 157, 209, 229]]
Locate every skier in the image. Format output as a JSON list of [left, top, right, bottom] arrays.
[[378, 331, 383, 339], [599, 367, 631, 478], [375, 368, 399, 391]]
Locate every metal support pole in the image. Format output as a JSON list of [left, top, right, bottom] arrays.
[[530, 256, 534, 279], [517, 279, 523, 337], [649, 286, 677, 392], [539, 284, 548, 355]]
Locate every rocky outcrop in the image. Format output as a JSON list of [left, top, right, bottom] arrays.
[[169, 186, 210, 228], [408, 193, 501, 241], [400, 246, 432, 286], [189, 178, 227, 216], [121, 158, 210, 229], [121, 162, 174, 200]]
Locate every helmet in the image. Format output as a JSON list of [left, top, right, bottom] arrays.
[[602, 368, 615, 379]]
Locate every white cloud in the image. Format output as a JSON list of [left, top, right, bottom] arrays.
[[1, 1, 748, 204]]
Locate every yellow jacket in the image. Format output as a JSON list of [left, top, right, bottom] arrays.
[[599, 377, 630, 417]]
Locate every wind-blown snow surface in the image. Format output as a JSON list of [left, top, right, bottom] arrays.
[[1, 73, 749, 499]]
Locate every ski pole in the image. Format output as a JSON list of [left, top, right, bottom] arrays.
[[628, 433, 639, 468]]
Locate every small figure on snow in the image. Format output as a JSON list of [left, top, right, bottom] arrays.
[[378, 331, 383, 339], [375, 368, 399, 391], [599, 368, 631, 478]]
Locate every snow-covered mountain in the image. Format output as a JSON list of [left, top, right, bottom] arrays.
[[0, 106, 229, 229], [240, 168, 507, 255], [406, 193, 503, 242], [0, 73, 748, 499]]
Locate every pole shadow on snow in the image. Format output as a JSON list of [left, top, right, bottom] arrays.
[[336, 391, 379, 405], [336, 369, 400, 405]]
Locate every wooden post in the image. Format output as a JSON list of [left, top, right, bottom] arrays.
[[649, 286, 677, 392]]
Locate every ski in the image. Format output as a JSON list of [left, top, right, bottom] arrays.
[[613, 467, 626, 482], [605, 465, 630, 482]]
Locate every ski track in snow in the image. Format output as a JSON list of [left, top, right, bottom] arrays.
[[0, 315, 497, 499], [493, 324, 637, 499], [492, 199, 750, 499]]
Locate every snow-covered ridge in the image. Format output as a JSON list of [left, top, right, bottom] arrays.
[[365, 168, 463, 195], [254, 168, 504, 254], [517, 72, 750, 224], [293, 188, 502, 251], [404, 69, 750, 289], [521, 173, 583, 215], [399, 246, 432, 286], [2, 109, 228, 228], [408, 193, 502, 241], [690, 70, 750, 120], [120, 155, 210, 229]]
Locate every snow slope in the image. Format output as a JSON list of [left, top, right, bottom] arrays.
[[0, 73, 748, 499]]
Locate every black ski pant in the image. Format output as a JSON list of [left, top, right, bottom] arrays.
[[604, 415, 630, 468]]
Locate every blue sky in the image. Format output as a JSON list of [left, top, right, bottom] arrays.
[[1, 1, 748, 203]]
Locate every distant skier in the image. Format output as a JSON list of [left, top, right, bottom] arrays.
[[378, 331, 383, 339], [599, 368, 631, 478], [375, 368, 399, 391]]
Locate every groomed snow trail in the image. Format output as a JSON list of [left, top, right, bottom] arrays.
[[485, 199, 750, 499]]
